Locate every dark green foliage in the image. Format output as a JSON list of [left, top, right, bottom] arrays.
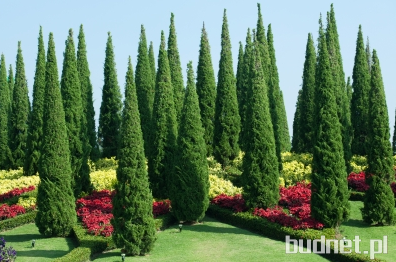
[[77, 24, 100, 162], [170, 61, 209, 222], [9, 42, 30, 169], [213, 9, 240, 166], [24, 27, 46, 176], [111, 57, 156, 255], [346, 77, 352, 103], [351, 25, 370, 156], [310, 25, 349, 228], [168, 13, 184, 124], [99, 32, 122, 158], [148, 31, 178, 199], [135, 25, 154, 158], [7, 65, 14, 104], [35, 33, 77, 237], [256, 3, 271, 86], [291, 90, 303, 153], [196, 24, 216, 157], [0, 55, 12, 169], [236, 41, 244, 117], [241, 41, 279, 209], [326, 6, 352, 172], [239, 29, 252, 151], [366, 37, 372, 74], [148, 41, 156, 85], [267, 24, 290, 168], [298, 33, 316, 153], [60, 29, 86, 198]]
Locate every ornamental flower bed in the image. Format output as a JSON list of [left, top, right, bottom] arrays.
[[76, 190, 172, 237], [0, 204, 26, 221], [0, 186, 36, 203], [347, 172, 396, 198], [211, 181, 324, 230]]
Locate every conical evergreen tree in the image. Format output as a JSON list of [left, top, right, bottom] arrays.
[[213, 9, 240, 166], [35, 33, 76, 237], [168, 13, 184, 124], [310, 22, 349, 228], [256, 3, 271, 86], [0, 55, 12, 169], [241, 41, 279, 209], [148, 31, 178, 199], [77, 24, 100, 162], [170, 61, 209, 222], [135, 25, 154, 158], [236, 41, 244, 116], [9, 42, 30, 169], [366, 37, 372, 74], [267, 24, 290, 169], [99, 32, 122, 158], [298, 33, 316, 153], [111, 57, 156, 255], [351, 25, 370, 156], [326, 5, 352, 172], [196, 24, 216, 157], [239, 29, 253, 151], [24, 27, 46, 176], [8, 65, 14, 104], [346, 77, 352, 104], [60, 29, 86, 198], [362, 50, 395, 225], [148, 41, 156, 85], [291, 89, 303, 153]]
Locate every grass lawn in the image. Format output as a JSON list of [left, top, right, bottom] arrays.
[[92, 216, 330, 262], [0, 223, 77, 262], [340, 201, 396, 262]]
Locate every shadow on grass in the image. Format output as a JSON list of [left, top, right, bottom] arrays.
[[14, 249, 72, 259], [342, 219, 370, 228], [1, 233, 43, 243]]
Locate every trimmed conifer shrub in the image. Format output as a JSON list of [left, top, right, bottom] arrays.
[[111, 57, 156, 255], [35, 33, 77, 237], [24, 27, 46, 176], [170, 61, 209, 222], [196, 24, 216, 157]]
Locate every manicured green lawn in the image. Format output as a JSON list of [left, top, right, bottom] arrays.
[[0, 223, 77, 262], [92, 216, 330, 262], [340, 201, 396, 262]]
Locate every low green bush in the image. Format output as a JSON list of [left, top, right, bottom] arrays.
[[0, 210, 37, 232], [52, 247, 91, 262], [206, 205, 383, 262], [154, 213, 177, 230]]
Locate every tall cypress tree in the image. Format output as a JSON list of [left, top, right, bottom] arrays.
[[346, 77, 352, 104], [148, 31, 178, 199], [61, 29, 86, 198], [326, 5, 352, 172], [256, 3, 271, 86], [291, 89, 303, 153], [148, 41, 156, 85], [297, 33, 316, 153], [99, 32, 122, 158], [213, 9, 240, 166], [170, 61, 209, 222], [310, 23, 349, 228], [239, 29, 253, 151], [77, 24, 100, 162], [35, 33, 76, 237], [242, 41, 279, 209], [168, 13, 184, 124], [8, 65, 14, 104], [196, 24, 216, 157], [24, 27, 46, 176], [362, 50, 395, 225], [351, 25, 370, 156], [267, 24, 290, 167], [111, 57, 156, 255], [135, 25, 154, 158], [10, 42, 30, 169], [236, 41, 244, 116], [0, 55, 12, 169], [366, 37, 372, 74]]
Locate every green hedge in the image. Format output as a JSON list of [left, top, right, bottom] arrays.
[[0, 210, 37, 232], [349, 191, 365, 201], [52, 247, 91, 262], [206, 205, 383, 262], [155, 213, 177, 230]]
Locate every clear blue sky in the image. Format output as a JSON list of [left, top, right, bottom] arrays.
[[1, 0, 395, 140]]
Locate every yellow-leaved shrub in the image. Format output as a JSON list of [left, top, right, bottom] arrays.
[[17, 196, 37, 208], [89, 169, 117, 191], [208, 174, 242, 199], [0, 175, 40, 195], [0, 167, 24, 180]]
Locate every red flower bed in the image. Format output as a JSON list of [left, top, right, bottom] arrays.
[[0, 186, 36, 202], [347, 172, 369, 192], [0, 204, 26, 220], [279, 182, 311, 207], [76, 190, 172, 237], [210, 194, 247, 212]]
